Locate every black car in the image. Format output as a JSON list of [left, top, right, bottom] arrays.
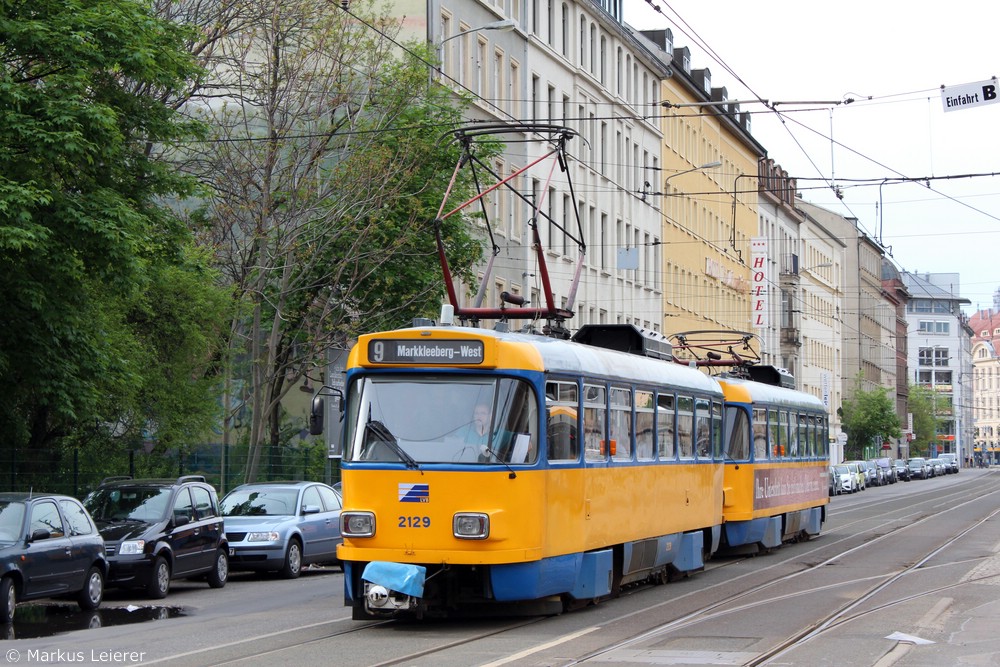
[[83, 476, 228, 599], [0, 493, 107, 623]]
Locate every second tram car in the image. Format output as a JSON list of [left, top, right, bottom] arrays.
[[318, 322, 829, 619], [716, 375, 829, 552]]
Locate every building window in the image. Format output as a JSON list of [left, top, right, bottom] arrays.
[[918, 347, 950, 367], [476, 36, 488, 97], [561, 4, 569, 57], [918, 320, 949, 335]]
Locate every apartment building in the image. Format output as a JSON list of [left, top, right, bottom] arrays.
[[905, 272, 973, 462], [416, 0, 671, 330], [970, 305, 1000, 464]]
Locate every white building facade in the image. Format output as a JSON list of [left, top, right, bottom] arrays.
[[420, 0, 671, 331], [903, 272, 973, 461]]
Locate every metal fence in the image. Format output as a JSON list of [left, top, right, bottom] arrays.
[[0, 442, 340, 499]]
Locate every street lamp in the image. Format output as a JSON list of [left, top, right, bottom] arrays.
[[436, 19, 517, 80], [639, 160, 721, 201], [663, 160, 722, 189], [799, 261, 833, 275]]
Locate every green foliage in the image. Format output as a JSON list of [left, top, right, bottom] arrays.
[[840, 377, 902, 460], [314, 47, 490, 334], [906, 384, 944, 457], [180, 0, 500, 482], [0, 0, 227, 488]]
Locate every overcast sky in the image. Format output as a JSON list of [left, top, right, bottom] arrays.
[[623, 0, 1000, 312]]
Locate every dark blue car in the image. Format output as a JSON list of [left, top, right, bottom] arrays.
[[0, 493, 107, 623]]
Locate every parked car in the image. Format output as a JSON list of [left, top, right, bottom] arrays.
[[832, 464, 856, 494], [875, 457, 897, 484], [0, 493, 107, 623], [83, 475, 228, 599], [844, 462, 866, 490], [928, 458, 946, 477], [939, 453, 959, 473], [908, 457, 928, 480], [865, 460, 883, 486], [894, 458, 911, 481], [848, 460, 876, 487], [221, 481, 343, 578]]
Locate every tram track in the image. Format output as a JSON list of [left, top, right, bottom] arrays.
[[338, 473, 1000, 667], [143, 472, 1000, 667], [550, 472, 1000, 667]]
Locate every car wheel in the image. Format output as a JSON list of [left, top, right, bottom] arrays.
[[207, 549, 228, 589], [77, 566, 104, 611], [146, 556, 171, 599], [280, 539, 302, 579], [0, 577, 15, 624]]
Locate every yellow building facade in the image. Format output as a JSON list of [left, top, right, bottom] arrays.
[[642, 33, 766, 342]]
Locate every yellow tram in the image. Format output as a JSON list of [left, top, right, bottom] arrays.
[[716, 375, 829, 552], [319, 322, 828, 619]]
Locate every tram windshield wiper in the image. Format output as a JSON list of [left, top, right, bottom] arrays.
[[480, 444, 517, 479], [364, 420, 421, 471]]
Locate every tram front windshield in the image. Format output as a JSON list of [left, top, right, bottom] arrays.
[[344, 375, 538, 465]]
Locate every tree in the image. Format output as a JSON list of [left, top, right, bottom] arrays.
[[840, 377, 902, 460], [176, 0, 493, 482], [0, 0, 229, 486], [906, 384, 944, 457]]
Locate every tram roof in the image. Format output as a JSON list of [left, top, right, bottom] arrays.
[[717, 375, 827, 412], [410, 325, 725, 396]]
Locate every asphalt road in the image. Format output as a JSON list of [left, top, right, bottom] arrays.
[[4, 468, 999, 667]]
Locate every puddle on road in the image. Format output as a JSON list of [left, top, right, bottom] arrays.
[[2, 604, 185, 639]]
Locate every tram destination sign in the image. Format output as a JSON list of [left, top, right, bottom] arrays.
[[368, 339, 485, 364]]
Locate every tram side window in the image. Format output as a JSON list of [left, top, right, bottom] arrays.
[[768, 408, 783, 458], [782, 410, 794, 458], [610, 387, 632, 461], [583, 384, 607, 461], [546, 380, 580, 462], [725, 406, 750, 461], [800, 414, 809, 458], [694, 398, 711, 458], [657, 393, 676, 461], [635, 390, 655, 461], [818, 415, 829, 457], [712, 401, 724, 458], [781, 411, 799, 457], [805, 414, 816, 458], [677, 396, 694, 459], [752, 408, 768, 460]]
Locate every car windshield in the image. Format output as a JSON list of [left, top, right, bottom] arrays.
[[84, 487, 171, 523], [0, 501, 25, 542], [833, 465, 850, 475], [343, 374, 539, 465], [221, 489, 300, 516]]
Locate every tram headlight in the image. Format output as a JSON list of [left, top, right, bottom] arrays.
[[342, 511, 375, 537], [453, 513, 489, 539]]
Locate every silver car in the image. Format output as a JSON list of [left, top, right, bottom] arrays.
[[222, 481, 342, 578]]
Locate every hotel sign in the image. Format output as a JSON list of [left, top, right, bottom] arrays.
[[750, 237, 768, 328]]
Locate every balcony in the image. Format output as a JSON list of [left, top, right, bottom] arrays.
[[779, 254, 799, 275], [781, 328, 801, 346]]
